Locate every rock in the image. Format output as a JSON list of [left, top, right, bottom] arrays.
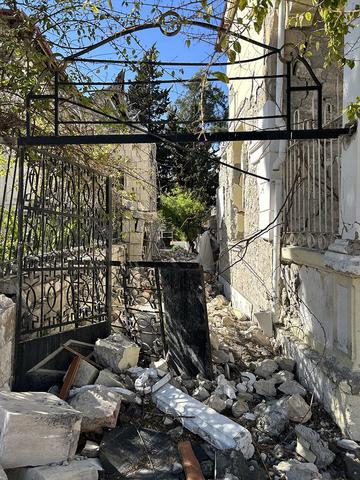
[[216, 375, 237, 399], [0, 466, 6, 480], [210, 332, 220, 351], [223, 316, 235, 327], [200, 460, 214, 478], [295, 425, 335, 468], [232, 400, 249, 418], [237, 392, 254, 402], [236, 383, 248, 393], [168, 426, 184, 440], [94, 333, 140, 372], [153, 384, 254, 457], [69, 359, 99, 387], [275, 459, 320, 480], [68, 385, 121, 433], [70, 384, 139, 405], [213, 350, 230, 364], [336, 438, 360, 451], [254, 399, 288, 437], [287, 395, 312, 423], [206, 394, 227, 413], [0, 392, 82, 469], [242, 413, 256, 422], [254, 359, 278, 379], [7, 458, 102, 480], [240, 372, 256, 386], [150, 358, 168, 372], [275, 357, 296, 372], [343, 452, 360, 479], [198, 378, 213, 391], [81, 440, 100, 458], [215, 449, 266, 480], [244, 327, 271, 347], [163, 417, 174, 426], [272, 370, 294, 384], [254, 379, 277, 397], [193, 386, 210, 401], [278, 380, 306, 396], [95, 368, 125, 388]]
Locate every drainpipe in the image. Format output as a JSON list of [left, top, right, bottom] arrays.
[[272, 0, 287, 319]]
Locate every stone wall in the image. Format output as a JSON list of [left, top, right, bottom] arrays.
[[0, 294, 15, 390]]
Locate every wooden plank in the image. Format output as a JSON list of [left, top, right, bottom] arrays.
[[178, 441, 205, 480]]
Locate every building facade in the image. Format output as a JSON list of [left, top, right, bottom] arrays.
[[218, 0, 360, 439]]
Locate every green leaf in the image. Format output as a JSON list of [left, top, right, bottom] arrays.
[[213, 71, 229, 83], [228, 49, 237, 63], [233, 41, 241, 53], [107, 0, 113, 8], [238, 0, 247, 11], [91, 4, 99, 13], [305, 11, 312, 22], [185, 39, 191, 48]]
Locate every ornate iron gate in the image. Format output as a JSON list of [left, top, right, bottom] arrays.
[[15, 147, 112, 389]]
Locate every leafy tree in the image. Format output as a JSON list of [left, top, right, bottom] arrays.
[[159, 186, 206, 242], [127, 45, 170, 132]]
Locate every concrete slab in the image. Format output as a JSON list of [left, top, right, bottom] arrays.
[[152, 383, 254, 458], [94, 333, 140, 373], [7, 458, 102, 480], [71, 360, 99, 388], [0, 392, 82, 469], [68, 386, 121, 434]]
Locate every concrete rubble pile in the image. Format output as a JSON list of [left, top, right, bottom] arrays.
[[0, 286, 357, 479]]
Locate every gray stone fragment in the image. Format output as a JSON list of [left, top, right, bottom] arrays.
[[0, 392, 82, 469], [231, 400, 249, 418], [278, 380, 306, 396], [68, 385, 121, 433], [254, 399, 289, 437], [275, 356, 296, 372], [69, 359, 99, 387], [288, 395, 312, 423], [193, 386, 210, 401], [95, 369, 124, 388], [336, 438, 360, 451], [0, 466, 6, 480], [94, 333, 140, 372], [295, 425, 335, 468], [207, 394, 227, 413], [275, 459, 320, 480], [7, 458, 102, 480], [254, 359, 278, 379], [272, 370, 294, 385], [81, 440, 100, 458], [254, 379, 277, 397]]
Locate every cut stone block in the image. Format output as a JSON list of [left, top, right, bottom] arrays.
[[0, 392, 82, 469], [95, 369, 124, 388], [68, 385, 121, 434], [94, 333, 140, 373], [7, 458, 102, 480], [70, 360, 99, 388], [152, 383, 254, 458]]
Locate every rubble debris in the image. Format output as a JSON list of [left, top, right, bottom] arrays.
[[206, 395, 227, 413], [254, 379, 277, 397], [178, 440, 205, 480], [287, 394, 312, 423], [295, 425, 335, 468], [278, 379, 306, 396], [81, 441, 100, 458], [193, 386, 210, 401], [152, 383, 254, 458], [7, 458, 102, 480], [94, 333, 140, 372], [70, 359, 99, 388], [336, 438, 360, 451], [272, 370, 294, 384], [0, 466, 6, 480], [343, 452, 360, 479], [214, 450, 267, 480], [99, 426, 181, 478], [68, 385, 121, 434], [254, 398, 289, 437], [231, 400, 249, 418], [150, 358, 169, 372], [274, 357, 296, 372], [274, 459, 321, 480], [95, 368, 126, 388], [0, 392, 82, 469], [254, 359, 278, 379]]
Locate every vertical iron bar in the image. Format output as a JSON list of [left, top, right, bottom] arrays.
[[54, 71, 59, 136], [154, 265, 167, 355], [26, 95, 31, 138], [286, 62, 291, 132], [106, 176, 113, 332], [14, 146, 25, 389], [318, 85, 323, 129]]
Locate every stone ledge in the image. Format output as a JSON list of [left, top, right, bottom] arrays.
[[277, 329, 360, 440]]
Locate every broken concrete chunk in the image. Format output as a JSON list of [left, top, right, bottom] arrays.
[[206, 395, 227, 413], [7, 458, 102, 480], [231, 400, 249, 418], [0, 392, 82, 469], [272, 370, 294, 385], [193, 386, 210, 401], [153, 383, 254, 458], [287, 394, 312, 423], [95, 369, 124, 388], [254, 398, 289, 437], [278, 380, 306, 397], [275, 459, 320, 480], [275, 356, 296, 372], [254, 379, 277, 397], [254, 359, 278, 379], [68, 385, 121, 434], [215, 449, 266, 480], [336, 438, 360, 451], [94, 333, 140, 373], [81, 440, 100, 458], [295, 425, 335, 468], [70, 359, 99, 388], [150, 358, 168, 372]]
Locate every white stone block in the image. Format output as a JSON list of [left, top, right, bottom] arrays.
[[0, 392, 82, 469], [70, 360, 99, 388], [94, 334, 140, 373], [152, 383, 254, 458], [68, 386, 121, 434], [7, 458, 102, 480]]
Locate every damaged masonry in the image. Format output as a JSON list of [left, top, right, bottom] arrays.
[[1, 2, 360, 480]]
